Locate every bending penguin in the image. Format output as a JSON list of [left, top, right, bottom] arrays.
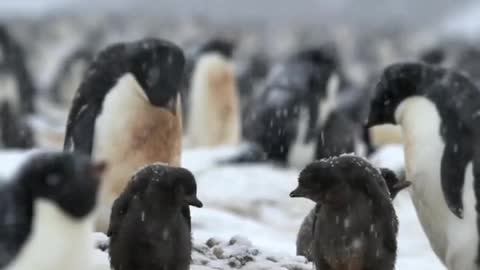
[[230, 47, 362, 168], [0, 152, 105, 270], [367, 62, 480, 270], [108, 164, 203, 270], [63, 38, 186, 233], [187, 39, 241, 148]]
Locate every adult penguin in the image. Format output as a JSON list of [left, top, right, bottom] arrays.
[[367, 62, 480, 270], [63, 38, 185, 232]]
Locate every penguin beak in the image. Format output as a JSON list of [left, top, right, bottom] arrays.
[[393, 181, 412, 191], [91, 161, 108, 179], [185, 195, 203, 208], [290, 186, 308, 198]]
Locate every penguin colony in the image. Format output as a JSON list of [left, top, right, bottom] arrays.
[[1, 18, 480, 270]]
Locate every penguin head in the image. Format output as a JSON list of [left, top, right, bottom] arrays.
[[16, 152, 106, 219], [125, 38, 186, 107], [134, 164, 203, 208], [290, 157, 352, 206], [195, 38, 235, 59], [366, 62, 438, 127], [91, 38, 185, 108], [290, 155, 392, 206], [379, 168, 411, 199]]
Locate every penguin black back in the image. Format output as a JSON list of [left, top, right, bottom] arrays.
[[290, 156, 400, 270], [241, 47, 340, 163], [0, 152, 104, 269], [108, 164, 202, 270], [63, 38, 186, 154]]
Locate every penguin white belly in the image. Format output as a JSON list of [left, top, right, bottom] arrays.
[[188, 54, 240, 148], [288, 108, 316, 169], [399, 96, 478, 270], [6, 200, 94, 270], [93, 73, 181, 232], [0, 73, 20, 111]]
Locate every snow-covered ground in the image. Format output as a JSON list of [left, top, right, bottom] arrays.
[[0, 144, 445, 269]]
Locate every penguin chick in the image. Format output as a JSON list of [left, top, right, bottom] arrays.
[[295, 164, 410, 262], [187, 47, 241, 148], [290, 155, 399, 270], [0, 152, 106, 270], [108, 164, 203, 270], [63, 38, 186, 232]]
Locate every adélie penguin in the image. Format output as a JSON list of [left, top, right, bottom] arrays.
[[108, 164, 203, 270], [367, 62, 480, 270], [187, 38, 241, 148], [63, 38, 186, 232], [0, 152, 106, 270]]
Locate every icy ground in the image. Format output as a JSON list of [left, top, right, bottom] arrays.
[[0, 144, 445, 270]]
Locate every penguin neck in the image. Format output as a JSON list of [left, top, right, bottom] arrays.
[[395, 96, 441, 147]]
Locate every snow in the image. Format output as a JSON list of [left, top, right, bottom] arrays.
[[0, 144, 445, 269]]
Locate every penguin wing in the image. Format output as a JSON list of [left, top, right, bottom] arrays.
[[107, 189, 133, 237], [63, 96, 100, 154], [440, 141, 471, 218], [181, 206, 192, 231]]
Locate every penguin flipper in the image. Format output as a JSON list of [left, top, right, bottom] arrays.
[[441, 142, 470, 219], [181, 206, 192, 231], [63, 100, 99, 155], [107, 191, 132, 238]]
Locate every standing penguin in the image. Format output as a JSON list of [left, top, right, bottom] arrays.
[[108, 164, 203, 270], [187, 39, 241, 148], [295, 164, 410, 261], [0, 152, 105, 270], [367, 62, 480, 270], [290, 156, 401, 270], [0, 25, 36, 114], [0, 65, 35, 149], [63, 38, 186, 232]]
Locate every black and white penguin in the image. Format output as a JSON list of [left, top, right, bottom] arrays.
[[63, 38, 186, 232], [49, 47, 94, 107], [0, 25, 36, 114], [108, 164, 203, 270], [0, 64, 35, 149], [0, 152, 105, 270], [295, 164, 410, 261], [290, 155, 401, 270], [232, 47, 362, 168], [187, 38, 241, 147], [367, 62, 480, 270]]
